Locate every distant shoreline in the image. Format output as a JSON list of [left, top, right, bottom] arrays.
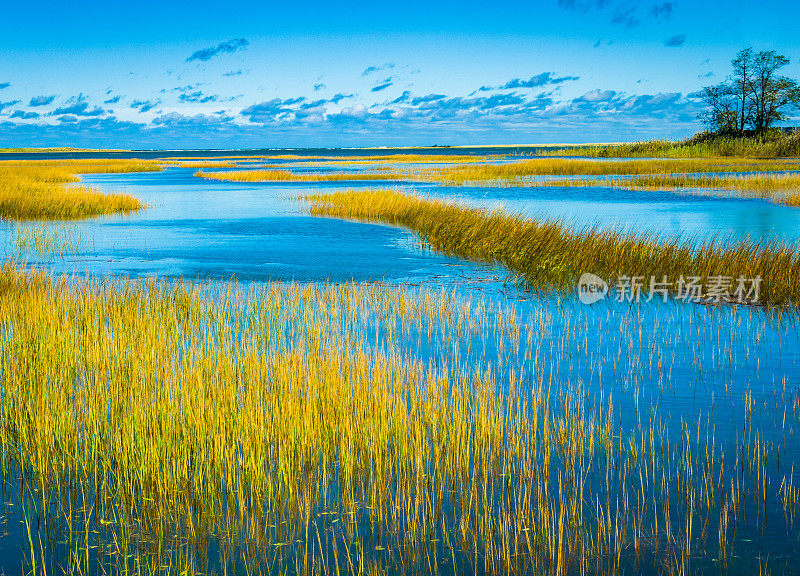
[[0, 143, 623, 154]]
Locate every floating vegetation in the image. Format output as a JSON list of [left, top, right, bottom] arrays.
[[0, 159, 160, 220], [0, 262, 798, 574], [196, 168, 400, 182], [307, 188, 800, 307]]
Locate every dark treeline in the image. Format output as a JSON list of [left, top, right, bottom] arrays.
[[700, 48, 800, 135]]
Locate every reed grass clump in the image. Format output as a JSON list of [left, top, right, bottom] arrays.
[[784, 192, 800, 207], [197, 169, 399, 182], [0, 159, 160, 220], [307, 189, 800, 307]]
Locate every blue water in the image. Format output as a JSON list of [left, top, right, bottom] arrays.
[[418, 183, 800, 245], [6, 163, 800, 281], [0, 145, 543, 161], [2, 168, 505, 285]]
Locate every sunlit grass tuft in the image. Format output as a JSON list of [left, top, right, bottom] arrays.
[[0, 159, 161, 220], [784, 192, 800, 207], [307, 188, 800, 307]]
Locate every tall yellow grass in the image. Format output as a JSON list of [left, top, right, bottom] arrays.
[[0, 159, 160, 220], [529, 173, 800, 206], [307, 189, 800, 307], [0, 262, 795, 573], [171, 159, 241, 168], [302, 154, 494, 166], [196, 169, 399, 182], [539, 131, 800, 158], [421, 157, 800, 184], [784, 192, 800, 206]]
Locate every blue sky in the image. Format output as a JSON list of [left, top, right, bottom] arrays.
[[0, 0, 798, 148]]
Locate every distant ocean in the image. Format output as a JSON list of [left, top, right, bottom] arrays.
[[0, 145, 552, 161]]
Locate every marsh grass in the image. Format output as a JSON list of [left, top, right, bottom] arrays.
[[530, 173, 800, 206], [0, 151, 798, 574], [11, 222, 80, 257], [301, 154, 496, 166], [307, 189, 800, 307], [0, 159, 160, 220], [420, 157, 800, 185], [198, 158, 800, 186], [0, 147, 119, 153], [256, 154, 490, 163], [784, 192, 800, 206], [0, 262, 797, 574], [541, 131, 800, 158], [172, 160, 241, 168], [196, 169, 400, 182], [165, 155, 270, 160]]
